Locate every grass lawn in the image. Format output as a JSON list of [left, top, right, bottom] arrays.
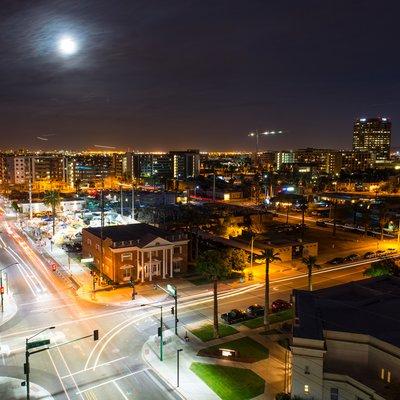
[[190, 362, 265, 400], [191, 323, 238, 342], [198, 336, 269, 362], [242, 308, 294, 329]]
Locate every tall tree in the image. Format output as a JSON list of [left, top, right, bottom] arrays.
[[299, 197, 308, 241], [302, 255, 321, 291], [378, 204, 389, 241], [196, 249, 232, 338], [260, 248, 281, 331], [226, 248, 248, 272], [43, 190, 61, 237]]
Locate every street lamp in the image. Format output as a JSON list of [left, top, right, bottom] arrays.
[[248, 130, 283, 154], [141, 303, 163, 361], [0, 262, 19, 313]]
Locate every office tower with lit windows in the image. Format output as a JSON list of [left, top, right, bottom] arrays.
[[352, 117, 391, 161]]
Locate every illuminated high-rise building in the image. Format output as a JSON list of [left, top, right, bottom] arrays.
[[352, 117, 391, 161]]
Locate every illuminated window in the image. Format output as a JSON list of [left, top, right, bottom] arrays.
[[387, 370, 391, 383], [381, 368, 385, 380], [304, 385, 309, 393]]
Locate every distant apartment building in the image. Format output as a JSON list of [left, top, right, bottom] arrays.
[[66, 153, 123, 188], [294, 148, 342, 175], [3, 155, 66, 186], [291, 277, 400, 400], [123, 152, 173, 181], [170, 149, 200, 180], [341, 150, 375, 172], [353, 117, 391, 161], [276, 151, 295, 170], [82, 223, 189, 283]]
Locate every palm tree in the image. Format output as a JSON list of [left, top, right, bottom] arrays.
[[299, 198, 308, 241], [302, 255, 321, 291], [196, 249, 231, 338], [43, 190, 61, 237], [261, 248, 281, 331]]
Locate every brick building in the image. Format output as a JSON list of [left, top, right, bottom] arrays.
[[82, 223, 189, 284]]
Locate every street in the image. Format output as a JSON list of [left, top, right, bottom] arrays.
[[0, 215, 377, 400]]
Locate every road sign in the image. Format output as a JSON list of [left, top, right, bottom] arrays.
[[26, 339, 50, 350], [166, 284, 176, 297]]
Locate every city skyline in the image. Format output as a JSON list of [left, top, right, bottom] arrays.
[[1, 1, 400, 150]]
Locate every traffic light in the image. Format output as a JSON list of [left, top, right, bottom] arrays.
[[157, 327, 162, 337], [93, 329, 99, 341], [0, 287, 4, 295], [171, 306, 174, 315], [51, 263, 57, 272]]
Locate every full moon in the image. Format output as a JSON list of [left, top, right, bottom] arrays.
[[58, 35, 78, 56]]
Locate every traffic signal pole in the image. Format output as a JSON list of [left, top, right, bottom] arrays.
[[24, 328, 99, 399], [154, 283, 178, 335]]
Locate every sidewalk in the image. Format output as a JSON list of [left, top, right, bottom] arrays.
[[0, 291, 17, 327], [0, 377, 53, 400], [142, 322, 287, 400]]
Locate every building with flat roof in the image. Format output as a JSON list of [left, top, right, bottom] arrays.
[[291, 277, 400, 400], [353, 117, 391, 161], [82, 223, 189, 284]]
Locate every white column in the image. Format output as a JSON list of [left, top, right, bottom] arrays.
[[136, 250, 140, 280], [141, 251, 144, 283], [170, 248, 173, 278], [149, 251, 152, 282], [162, 249, 166, 279]]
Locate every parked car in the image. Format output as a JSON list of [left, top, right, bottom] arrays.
[[271, 299, 292, 313], [221, 309, 248, 324], [376, 250, 386, 257], [387, 248, 396, 254], [316, 220, 327, 227], [328, 257, 344, 265], [344, 254, 359, 262], [363, 251, 375, 259], [246, 304, 265, 318]]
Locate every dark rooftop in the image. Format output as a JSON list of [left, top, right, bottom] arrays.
[[294, 276, 400, 347], [84, 223, 187, 247]]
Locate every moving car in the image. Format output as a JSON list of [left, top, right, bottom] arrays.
[[363, 251, 375, 259], [246, 304, 265, 318], [221, 309, 248, 324], [271, 299, 292, 313], [344, 254, 359, 262], [316, 220, 327, 227], [328, 257, 344, 265]]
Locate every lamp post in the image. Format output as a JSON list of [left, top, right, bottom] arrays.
[[141, 304, 164, 361], [177, 348, 183, 387], [0, 262, 19, 313], [248, 130, 283, 167]]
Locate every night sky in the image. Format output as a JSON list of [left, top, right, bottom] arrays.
[[1, 0, 400, 151]]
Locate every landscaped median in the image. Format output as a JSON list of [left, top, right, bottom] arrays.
[[190, 362, 265, 400], [198, 336, 269, 363], [242, 308, 294, 329], [190, 323, 238, 342]]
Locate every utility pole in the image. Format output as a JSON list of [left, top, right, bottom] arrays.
[[131, 181, 135, 221], [250, 236, 254, 269], [120, 184, 123, 219], [248, 130, 283, 168], [212, 173, 216, 202], [28, 158, 33, 220], [100, 179, 104, 281]]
